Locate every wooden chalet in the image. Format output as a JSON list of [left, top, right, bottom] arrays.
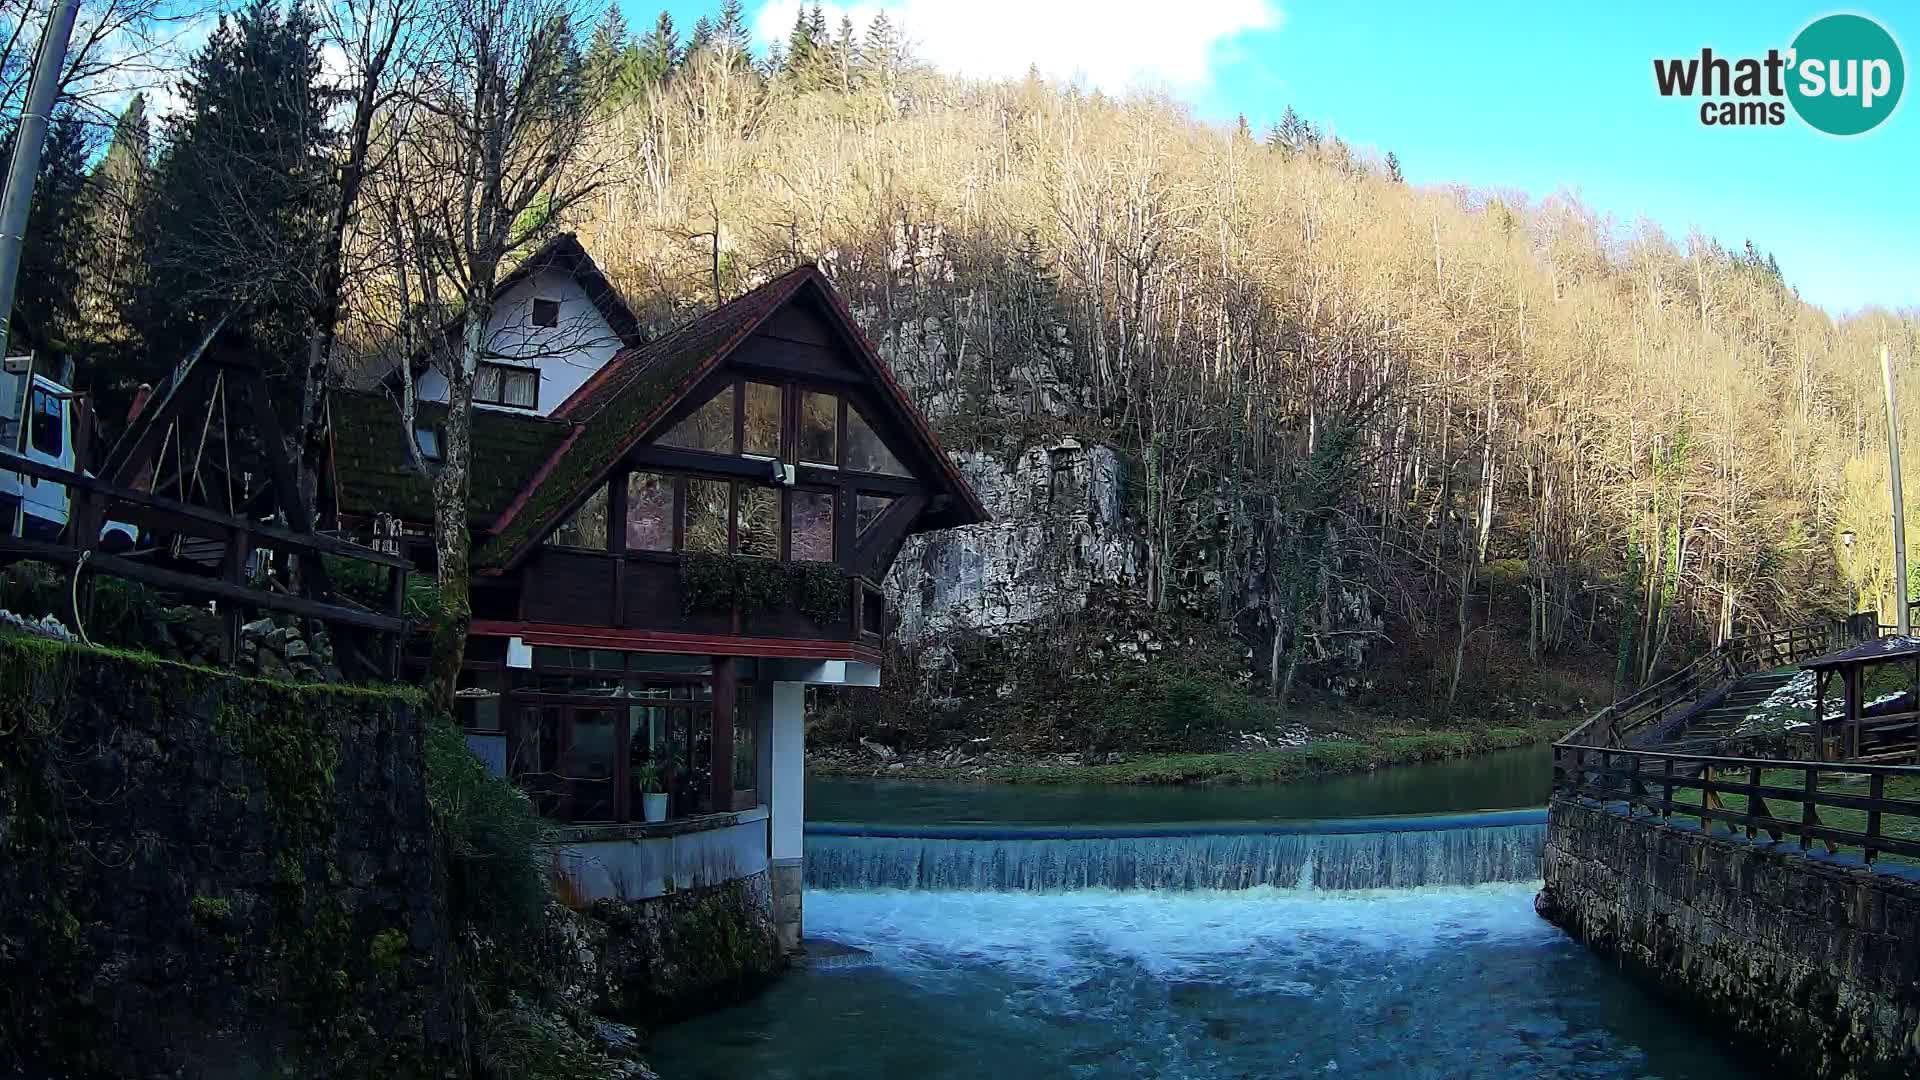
[[324, 239, 987, 943]]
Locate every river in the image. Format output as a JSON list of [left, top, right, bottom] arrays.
[[648, 747, 1756, 1079]]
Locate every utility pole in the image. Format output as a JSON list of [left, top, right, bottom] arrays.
[[0, 0, 83, 360], [1883, 343, 1910, 636]]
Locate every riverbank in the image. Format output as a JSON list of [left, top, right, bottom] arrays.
[[808, 716, 1570, 786]]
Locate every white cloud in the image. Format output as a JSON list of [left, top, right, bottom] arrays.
[[752, 0, 1280, 95]]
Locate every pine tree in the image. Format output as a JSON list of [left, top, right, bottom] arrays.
[[1233, 113, 1251, 142], [715, 0, 752, 64], [1384, 151, 1404, 183], [134, 0, 334, 388], [78, 93, 149, 349], [687, 15, 714, 57], [783, 4, 817, 75], [1272, 106, 1305, 156], [861, 10, 901, 81], [636, 10, 679, 84], [584, 2, 631, 99], [833, 14, 856, 91], [5, 109, 94, 357]]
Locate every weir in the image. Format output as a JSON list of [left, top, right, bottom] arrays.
[[804, 809, 1545, 891]]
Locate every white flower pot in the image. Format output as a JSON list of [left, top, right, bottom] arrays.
[[642, 793, 669, 823]]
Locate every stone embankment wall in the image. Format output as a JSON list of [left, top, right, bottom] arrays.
[[0, 634, 458, 1077], [1541, 797, 1920, 1080]]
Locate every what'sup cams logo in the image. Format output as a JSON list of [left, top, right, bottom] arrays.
[[1654, 12, 1905, 135]]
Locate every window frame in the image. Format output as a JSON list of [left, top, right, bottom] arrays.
[[474, 360, 540, 410], [28, 387, 62, 458], [530, 297, 561, 328]]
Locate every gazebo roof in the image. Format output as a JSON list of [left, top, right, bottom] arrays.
[[1802, 635, 1920, 671]]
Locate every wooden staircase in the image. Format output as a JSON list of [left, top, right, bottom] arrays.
[[1655, 667, 1802, 753]]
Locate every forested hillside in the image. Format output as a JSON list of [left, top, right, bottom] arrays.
[[550, 5, 1918, 721], [11, 0, 1918, 739]]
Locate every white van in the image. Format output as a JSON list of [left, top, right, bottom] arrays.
[[0, 362, 137, 549]]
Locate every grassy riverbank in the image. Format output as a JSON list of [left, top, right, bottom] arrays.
[[809, 716, 1570, 786]]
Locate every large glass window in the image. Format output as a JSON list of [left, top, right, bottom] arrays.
[[846, 406, 909, 477], [792, 490, 835, 561], [625, 471, 674, 551], [658, 386, 735, 453], [736, 485, 781, 559], [559, 707, 618, 821], [683, 478, 730, 554], [799, 391, 837, 466], [743, 382, 782, 458], [547, 483, 609, 549]]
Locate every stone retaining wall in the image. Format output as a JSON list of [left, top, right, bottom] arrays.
[[1541, 797, 1920, 1080], [0, 634, 457, 1078]]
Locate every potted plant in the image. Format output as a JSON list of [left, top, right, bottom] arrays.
[[635, 762, 669, 823]]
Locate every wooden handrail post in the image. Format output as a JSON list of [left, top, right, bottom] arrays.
[[1866, 772, 1885, 865], [1662, 756, 1676, 818], [1800, 768, 1817, 851]]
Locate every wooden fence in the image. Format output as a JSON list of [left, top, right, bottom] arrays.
[[0, 448, 410, 675], [1553, 744, 1920, 866]]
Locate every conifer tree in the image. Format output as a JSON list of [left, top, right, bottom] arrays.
[[714, 0, 751, 63], [78, 94, 150, 350], [134, 0, 334, 391], [584, 2, 631, 96], [5, 110, 93, 357], [833, 14, 856, 91], [687, 14, 714, 56], [636, 10, 679, 83], [1384, 151, 1404, 183], [783, 4, 817, 76], [861, 9, 901, 81]]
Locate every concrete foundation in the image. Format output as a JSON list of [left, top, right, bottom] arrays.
[[771, 857, 804, 953]]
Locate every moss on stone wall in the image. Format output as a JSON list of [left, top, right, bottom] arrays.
[[0, 631, 454, 1079], [590, 873, 784, 1032]]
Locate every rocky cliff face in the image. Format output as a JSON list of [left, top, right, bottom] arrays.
[[887, 438, 1135, 643]]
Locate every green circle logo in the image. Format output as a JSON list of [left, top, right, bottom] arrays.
[[1788, 13, 1905, 135]]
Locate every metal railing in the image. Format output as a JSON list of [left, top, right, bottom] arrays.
[[1552, 744, 1920, 866]]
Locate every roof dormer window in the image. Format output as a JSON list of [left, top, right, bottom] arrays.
[[531, 297, 561, 328]]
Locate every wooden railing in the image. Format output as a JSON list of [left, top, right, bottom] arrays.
[[0, 449, 410, 675], [1559, 613, 1878, 750], [1553, 744, 1920, 866]]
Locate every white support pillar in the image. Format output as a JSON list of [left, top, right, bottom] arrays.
[[768, 680, 806, 952]]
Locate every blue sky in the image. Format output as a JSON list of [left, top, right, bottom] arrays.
[[635, 1, 1916, 315]]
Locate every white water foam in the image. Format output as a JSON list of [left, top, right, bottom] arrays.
[[808, 884, 1559, 989]]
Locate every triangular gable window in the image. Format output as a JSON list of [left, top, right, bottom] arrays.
[[846, 407, 910, 478], [657, 386, 733, 454]]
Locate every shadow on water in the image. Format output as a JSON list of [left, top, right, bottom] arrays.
[[807, 743, 1553, 825]]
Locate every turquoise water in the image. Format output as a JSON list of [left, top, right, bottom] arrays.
[[649, 884, 1753, 1079], [806, 744, 1552, 825], [651, 752, 1752, 1079]]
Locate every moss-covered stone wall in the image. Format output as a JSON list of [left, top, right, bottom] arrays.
[[0, 634, 459, 1078], [1541, 798, 1920, 1080], [588, 872, 785, 1032]]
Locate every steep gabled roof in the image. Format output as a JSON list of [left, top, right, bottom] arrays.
[[492, 232, 645, 349], [328, 390, 573, 524], [473, 264, 988, 570], [383, 232, 645, 388]]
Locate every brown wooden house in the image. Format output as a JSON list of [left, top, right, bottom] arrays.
[[325, 246, 987, 945]]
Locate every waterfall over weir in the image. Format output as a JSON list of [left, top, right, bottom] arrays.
[[804, 809, 1546, 892]]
